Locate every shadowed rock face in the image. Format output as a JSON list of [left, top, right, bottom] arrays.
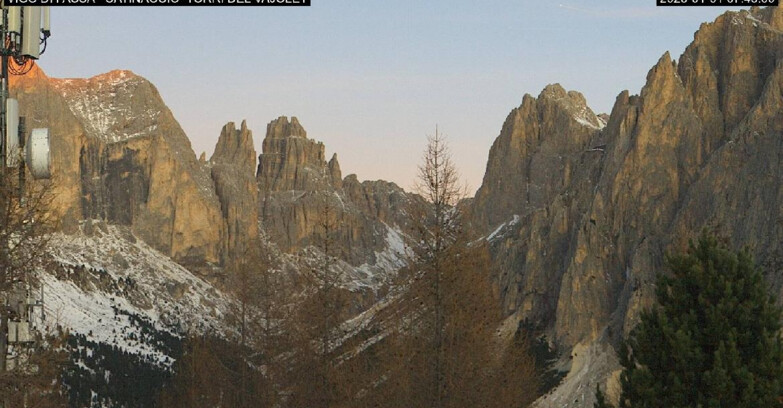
[[210, 120, 258, 263], [473, 7, 783, 353], [473, 84, 605, 230], [11, 69, 247, 272], [256, 116, 415, 265], [471, 83, 608, 339], [257, 116, 330, 193], [11, 68, 224, 269]]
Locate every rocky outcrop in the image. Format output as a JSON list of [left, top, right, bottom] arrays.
[[473, 84, 604, 228], [471, 7, 783, 406], [210, 120, 259, 263], [12, 67, 415, 280], [257, 116, 336, 192], [257, 116, 413, 265], [472, 83, 606, 328], [328, 153, 343, 189], [48, 71, 224, 269], [472, 8, 783, 404], [11, 68, 225, 271]]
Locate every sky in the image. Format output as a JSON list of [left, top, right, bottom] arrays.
[[38, 1, 748, 193]]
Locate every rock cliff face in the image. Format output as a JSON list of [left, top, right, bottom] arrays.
[[473, 84, 605, 229], [257, 116, 332, 192], [210, 120, 259, 263], [13, 66, 225, 270], [470, 6, 783, 405], [43, 70, 225, 270], [257, 116, 413, 265], [472, 83, 607, 333], [11, 70, 413, 281], [16, 6, 783, 405]]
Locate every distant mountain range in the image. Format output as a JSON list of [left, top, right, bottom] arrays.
[[11, 6, 783, 407]]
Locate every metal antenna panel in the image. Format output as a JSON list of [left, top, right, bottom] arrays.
[[26, 128, 50, 180], [5, 98, 18, 168], [42, 6, 49, 35], [7, 6, 21, 50], [21, 6, 40, 59]]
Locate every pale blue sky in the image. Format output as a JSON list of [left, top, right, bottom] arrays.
[[38, 1, 746, 192]]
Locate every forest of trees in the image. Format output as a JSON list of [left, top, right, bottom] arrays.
[[157, 131, 542, 407]]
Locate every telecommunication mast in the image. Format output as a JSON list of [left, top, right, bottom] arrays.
[[0, 5, 52, 382]]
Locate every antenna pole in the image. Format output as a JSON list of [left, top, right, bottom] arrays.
[[1, 6, 8, 171], [0, 6, 9, 381]]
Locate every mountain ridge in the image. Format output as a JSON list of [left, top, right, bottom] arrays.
[[466, 6, 783, 406], [9, 6, 783, 407]]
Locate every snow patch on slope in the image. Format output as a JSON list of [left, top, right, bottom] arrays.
[[42, 222, 230, 365], [573, 106, 605, 130], [51, 71, 161, 144], [486, 214, 521, 242], [341, 224, 410, 290], [41, 274, 173, 365]]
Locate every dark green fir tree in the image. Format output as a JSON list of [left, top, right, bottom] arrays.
[[601, 233, 783, 407]]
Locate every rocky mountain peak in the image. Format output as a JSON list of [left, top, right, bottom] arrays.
[[15, 66, 224, 269], [472, 11, 783, 405], [539, 83, 568, 100], [49, 69, 163, 144], [266, 115, 307, 139], [97, 69, 138, 83], [639, 52, 687, 114], [52, 69, 142, 92], [253, 116, 414, 266], [328, 153, 343, 189], [539, 83, 604, 131], [210, 121, 259, 262], [257, 116, 335, 192], [678, 6, 783, 145], [472, 83, 602, 228], [647, 51, 676, 81], [211, 120, 256, 173]]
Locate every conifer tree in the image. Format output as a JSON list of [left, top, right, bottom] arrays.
[[375, 128, 538, 408], [286, 199, 348, 408], [612, 233, 783, 408]]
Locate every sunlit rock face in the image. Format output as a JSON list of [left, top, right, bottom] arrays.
[[13, 71, 417, 278], [472, 7, 783, 351], [14, 68, 223, 271]]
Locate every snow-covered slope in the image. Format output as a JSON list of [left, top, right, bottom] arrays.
[[51, 71, 161, 144], [333, 224, 410, 291], [41, 221, 230, 366], [39, 218, 409, 364]]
